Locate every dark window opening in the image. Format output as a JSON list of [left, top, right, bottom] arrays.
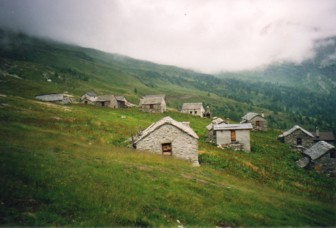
[[256, 120, 260, 127], [84, 101, 88, 104], [195, 111, 197, 114], [330, 151, 336, 158], [150, 104, 154, 109], [190, 111, 192, 114], [297, 138, 302, 145], [162, 143, 172, 156]]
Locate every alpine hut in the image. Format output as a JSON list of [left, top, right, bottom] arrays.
[[133, 116, 199, 166]]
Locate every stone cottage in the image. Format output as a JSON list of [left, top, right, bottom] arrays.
[[240, 112, 267, 131], [35, 93, 73, 104], [310, 128, 335, 145], [213, 123, 253, 152], [94, 95, 118, 108], [278, 125, 314, 148], [296, 141, 336, 175], [139, 95, 166, 113], [206, 117, 228, 143], [132, 116, 199, 166], [80, 91, 97, 104], [181, 103, 205, 117], [115, 96, 128, 108]]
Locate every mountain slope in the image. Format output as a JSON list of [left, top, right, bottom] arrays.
[[0, 29, 335, 131], [217, 37, 336, 94], [0, 95, 335, 226]]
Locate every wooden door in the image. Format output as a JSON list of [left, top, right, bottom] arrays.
[[230, 130, 236, 142]]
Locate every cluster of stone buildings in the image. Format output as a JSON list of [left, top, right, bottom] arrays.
[[36, 91, 335, 175], [278, 125, 335, 175]]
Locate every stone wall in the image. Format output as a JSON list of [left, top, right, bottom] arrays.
[[135, 124, 198, 163], [181, 108, 205, 117], [141, 103, 165, 113], [249, 116, 267, 131], [216, 129, 251, 152], [284, 129, 314, 148], [311, 152, 336, 176]]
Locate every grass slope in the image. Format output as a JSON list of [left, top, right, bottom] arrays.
[[0, 95, 335, 226]]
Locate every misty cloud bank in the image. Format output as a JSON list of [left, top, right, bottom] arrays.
[[0, 0, 336, 73]]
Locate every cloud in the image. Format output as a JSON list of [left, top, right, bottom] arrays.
[[0, 0, 336, 73]]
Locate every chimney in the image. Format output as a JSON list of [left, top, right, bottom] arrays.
[[316, 127, 319, 138], [261, 112, 264, 118]]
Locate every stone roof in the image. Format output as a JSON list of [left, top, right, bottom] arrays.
[[278, 125, 314, 138], [115, 96, 126, 102], [135, 116, 198, 144], [85, 91, 97, 97], [240, 112, 262, 123], [140, 95, 165, 105], [96, 95, 115, 102], [35, 93, 64, 102], [214, 123, 253, 131], [181, 103, 204, 110], [206, 117, 227, 130], [310, 131, 335, 141], [303, 141, 335, 160]]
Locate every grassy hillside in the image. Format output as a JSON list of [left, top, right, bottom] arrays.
[[0, 95, 335, 226]]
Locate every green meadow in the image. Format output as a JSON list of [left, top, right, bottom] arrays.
[[0, 95, 335, 226]]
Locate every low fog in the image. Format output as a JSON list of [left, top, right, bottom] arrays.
[[0, 0, 336, 73]]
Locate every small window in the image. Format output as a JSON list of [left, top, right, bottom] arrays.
[[297, 138, 302, 145], [190, 111, 192, 114], [330, 151, 336, 158], [150, 104, 154, 109], [230, 130, 236, 142], [256, 120, 260, 127], [195, 111, 197, 114], [101, 102, 105, 107], [162, 143, 172, 156]]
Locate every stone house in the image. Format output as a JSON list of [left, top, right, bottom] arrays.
[[115, 96, 128, 108], [278, 125, 314, 148], [206, 117, 228, 143], [132, 116, 199, 166], [80, 91, 97, 104], [310, 128, 335, 145], [240, 112, 267, 131], [213, 123, 253, 152], [181, 103, 205, 117], [139, 95, 166, 113], [35, 93, 73, 104], [94, 95, 118, 108], [296, 141, 336, 175]]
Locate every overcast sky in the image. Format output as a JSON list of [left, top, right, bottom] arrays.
[[0, 0, 336, 73]]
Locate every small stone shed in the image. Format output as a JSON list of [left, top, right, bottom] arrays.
[[35, 93, 73, 104], [133, 116, 199, 166], [214, 123, 253, 152], [95, 95, 118, 108], [181, 103, 205, 117], [115, 96, 128, 108], [206, 117, 228, 143], [139, 95, 166, 113], [296, 141, 336, 175], [80, 91, 97, 104], [240, 112, 267, 131], [278, 125, 314, 148]]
